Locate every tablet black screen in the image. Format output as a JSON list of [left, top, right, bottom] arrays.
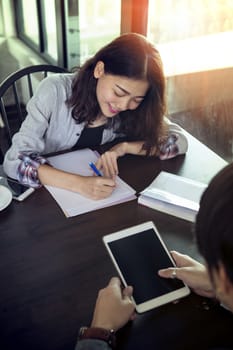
[[108, 228, 185, 304]]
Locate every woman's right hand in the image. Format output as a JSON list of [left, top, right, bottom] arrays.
[[76, 175, 116, 200], [38, 164, 116, 200]]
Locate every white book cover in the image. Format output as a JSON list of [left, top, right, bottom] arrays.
[[45, 148, 136, 217], [138, 171, 207, 222]]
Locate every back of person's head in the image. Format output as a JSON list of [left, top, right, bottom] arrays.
[[195, 163, 233, 283]]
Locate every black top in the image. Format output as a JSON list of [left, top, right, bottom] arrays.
[[73, 125, 105, 149]]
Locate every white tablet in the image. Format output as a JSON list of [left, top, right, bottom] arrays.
[[103, 221, 190, 313]]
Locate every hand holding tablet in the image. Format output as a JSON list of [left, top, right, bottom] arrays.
[[103, 221, 190, 313]]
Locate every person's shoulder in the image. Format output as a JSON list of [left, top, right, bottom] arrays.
[[34, 73, 75, 99], [41, 73, 74, 88]]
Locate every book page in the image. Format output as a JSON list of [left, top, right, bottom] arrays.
[[140, 171, 207, 212], [45, 149, 136, 217], [138, 196, 197, 222]]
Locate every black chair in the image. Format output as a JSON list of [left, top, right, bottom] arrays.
[[0, 64, 67, 162]]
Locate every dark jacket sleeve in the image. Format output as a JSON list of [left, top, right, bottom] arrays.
[[75, 338, 112, 350]]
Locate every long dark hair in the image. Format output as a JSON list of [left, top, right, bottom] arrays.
[[195, 163, 233, 283], [67, 33, 167, 154]]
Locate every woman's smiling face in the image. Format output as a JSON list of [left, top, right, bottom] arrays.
[[94, 61, 149, 118]]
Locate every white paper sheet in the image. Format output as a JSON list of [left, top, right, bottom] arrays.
[[45, 149, 136, 217]]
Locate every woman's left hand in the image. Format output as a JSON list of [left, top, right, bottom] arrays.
[[96, 142, 127, 178], [158, 251, 214, 298]]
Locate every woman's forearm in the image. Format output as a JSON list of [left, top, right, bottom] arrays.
[[118, 141, 150, 156], [38, 164, 83, 192]]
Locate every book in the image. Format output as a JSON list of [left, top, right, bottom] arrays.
[[45, 148, 136, 217], [138, 171, 207, 222]]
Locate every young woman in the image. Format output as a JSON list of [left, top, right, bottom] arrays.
[[75, 162, 233, 349], [3, 33, 188, 199]]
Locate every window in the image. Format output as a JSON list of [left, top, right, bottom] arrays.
[[15, 0, 61, 65], [147, 0, 233, 162], [43, 0, 58, 61], [17, 0, 40, 48], [79, 0, 121, 62], [15, 0, 121, 69], [0, 2, 4, 36], [148, 0, 233, 43], [66, 0, 121, 69], [147, 0, 233, 76]]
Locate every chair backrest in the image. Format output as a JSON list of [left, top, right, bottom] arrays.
[[0, 64, 67, 161]]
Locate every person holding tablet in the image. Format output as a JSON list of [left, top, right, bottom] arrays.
[[159, 162, 233, 309], [75, 162, 233, 349], [3, 33, 187, 200]]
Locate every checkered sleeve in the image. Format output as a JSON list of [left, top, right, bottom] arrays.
[[158, 130, 188, 160], [17, 152, 48, 188]]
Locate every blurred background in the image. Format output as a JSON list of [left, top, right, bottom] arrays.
[[0, 0, 233, 162]]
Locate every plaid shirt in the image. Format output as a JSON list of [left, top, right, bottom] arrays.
[[159, 133, 179, 160], [17, 152, 48, 188]]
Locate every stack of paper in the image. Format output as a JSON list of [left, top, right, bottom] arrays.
[[138, 171, 207, 222], [46, 148, 136, 217]]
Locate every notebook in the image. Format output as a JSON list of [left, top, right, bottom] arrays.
[[45, 148, 136, 217], [138, 171, 207, 222]]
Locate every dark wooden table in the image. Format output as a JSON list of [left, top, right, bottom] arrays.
[[1, 133, 232, 350]]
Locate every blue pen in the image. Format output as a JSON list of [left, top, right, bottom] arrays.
[[89, 162, 102, 177]]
